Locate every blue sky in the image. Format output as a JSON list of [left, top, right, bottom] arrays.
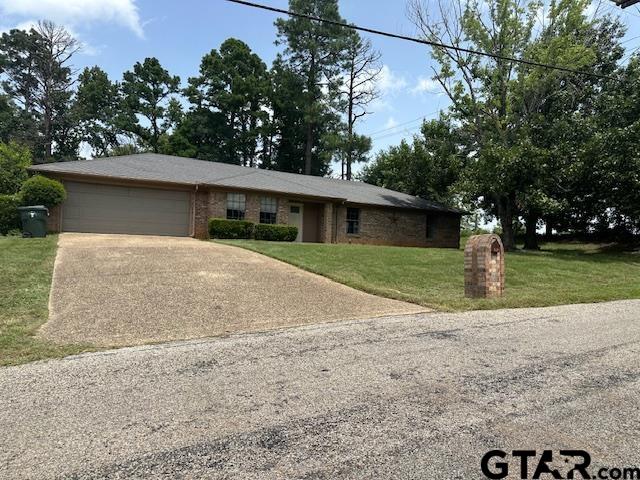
[[1, 0, 639, 174]]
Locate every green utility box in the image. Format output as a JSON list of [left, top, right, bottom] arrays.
[[17, 205, 49, 238]]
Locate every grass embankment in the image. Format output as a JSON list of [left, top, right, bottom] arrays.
[[0, 235, 94, 366], [220, 240, 640, 311]]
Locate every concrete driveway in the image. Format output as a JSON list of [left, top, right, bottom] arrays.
[[39, 233, 425, 347], [2, 300, 640, 479]]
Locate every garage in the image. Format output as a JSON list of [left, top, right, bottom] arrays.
[[61, 182, 191, 236]]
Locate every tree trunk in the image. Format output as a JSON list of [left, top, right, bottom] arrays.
[[43, 112, 52, 161], [304, 121, 313, 175], [151, 111, 159, 154], [523, 214, 540, 250], [500, 216, 516, 251], [498, 193, 517, 251], [304, 54, 316, 176], [346, 69, 354, 181]]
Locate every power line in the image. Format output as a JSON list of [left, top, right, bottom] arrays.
[[621, 33, 640, 45], [371, 124, 425, 141], [365, 112, 438, 137], [224, 0, 619, 81], [622, 44, 640, 62], [602, 2, 640, 19]]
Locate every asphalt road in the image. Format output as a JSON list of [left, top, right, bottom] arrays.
[[2, 300, 640, 479]]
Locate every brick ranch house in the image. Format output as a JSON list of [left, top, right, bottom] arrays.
[[31, 153, 463, 248]]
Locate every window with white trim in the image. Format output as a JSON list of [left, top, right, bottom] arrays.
[[260, 197, 278, 224], [346, 207, 360, 234], [226, 193, 246, 220]]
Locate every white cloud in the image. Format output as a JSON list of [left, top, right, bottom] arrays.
[[377, 65, 408, 94], [384, 117, 398, 129], [2, 19, 102, 56], [411, 76, 442, 95], [0, 0, 144, 38]]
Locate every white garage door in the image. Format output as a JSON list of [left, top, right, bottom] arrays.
[[62, 182, 191, 236]]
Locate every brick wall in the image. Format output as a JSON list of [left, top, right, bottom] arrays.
[[207, 190, 227, 219], [193, 190, 209, 239], [194, 188, 460, 248], [335, 205, 460, 248]]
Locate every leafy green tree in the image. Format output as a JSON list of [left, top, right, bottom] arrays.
[[262, 58, 306, 172], [265, 57, 337, 175], [333, 132, 371, 180], [160, 108, 232, 161], [275, 0, 349, 175], [0, 141, 31, 195], [0, 95, 22, 143], [509, 4, 624, 248], [409, 0, 538, 248], [185, 38, 269, 166], [75, 67, 125, 157], [578, 55, 640, 236], [361, 118, 464, 205], [121, 57, 181, 153], [0, 21, 80, 162], [409, 0, 620, 249], [0, 28, 39, 150]]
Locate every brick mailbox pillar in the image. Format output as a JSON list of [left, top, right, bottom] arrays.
[[464, 234, 505, 298]]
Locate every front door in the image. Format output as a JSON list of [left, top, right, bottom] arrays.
[[288, 203, 303, 242]]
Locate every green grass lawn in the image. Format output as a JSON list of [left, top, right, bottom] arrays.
[[220, 240, 640, 311], [0, 235, 94, 367]]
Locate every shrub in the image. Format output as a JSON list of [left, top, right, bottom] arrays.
[[20, 175, 66, 207], [0, 141, 31, 195], [0, 194, 20, 235], [254, 223, 298, 242], [208, 218, 254, 239]]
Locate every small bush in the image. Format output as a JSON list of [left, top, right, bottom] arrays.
[[0, 194, 20, 235], [254, 223, 298, 242], [208, 218, 254, 239], [20, 175, 66, 207]]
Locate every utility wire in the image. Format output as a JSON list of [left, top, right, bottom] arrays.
[[367, 108, 444, 138], [371, 124, 425, 141], [365, 112, 438, 137], [224, 0, 619, 81]]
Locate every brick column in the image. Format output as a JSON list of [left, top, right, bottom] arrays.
[[245, 193, 260, 223], [193, 189, 209, 239], [320, 202, 335, 243], [464, 234, 505, 298], [277, 197, 289, 225]]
